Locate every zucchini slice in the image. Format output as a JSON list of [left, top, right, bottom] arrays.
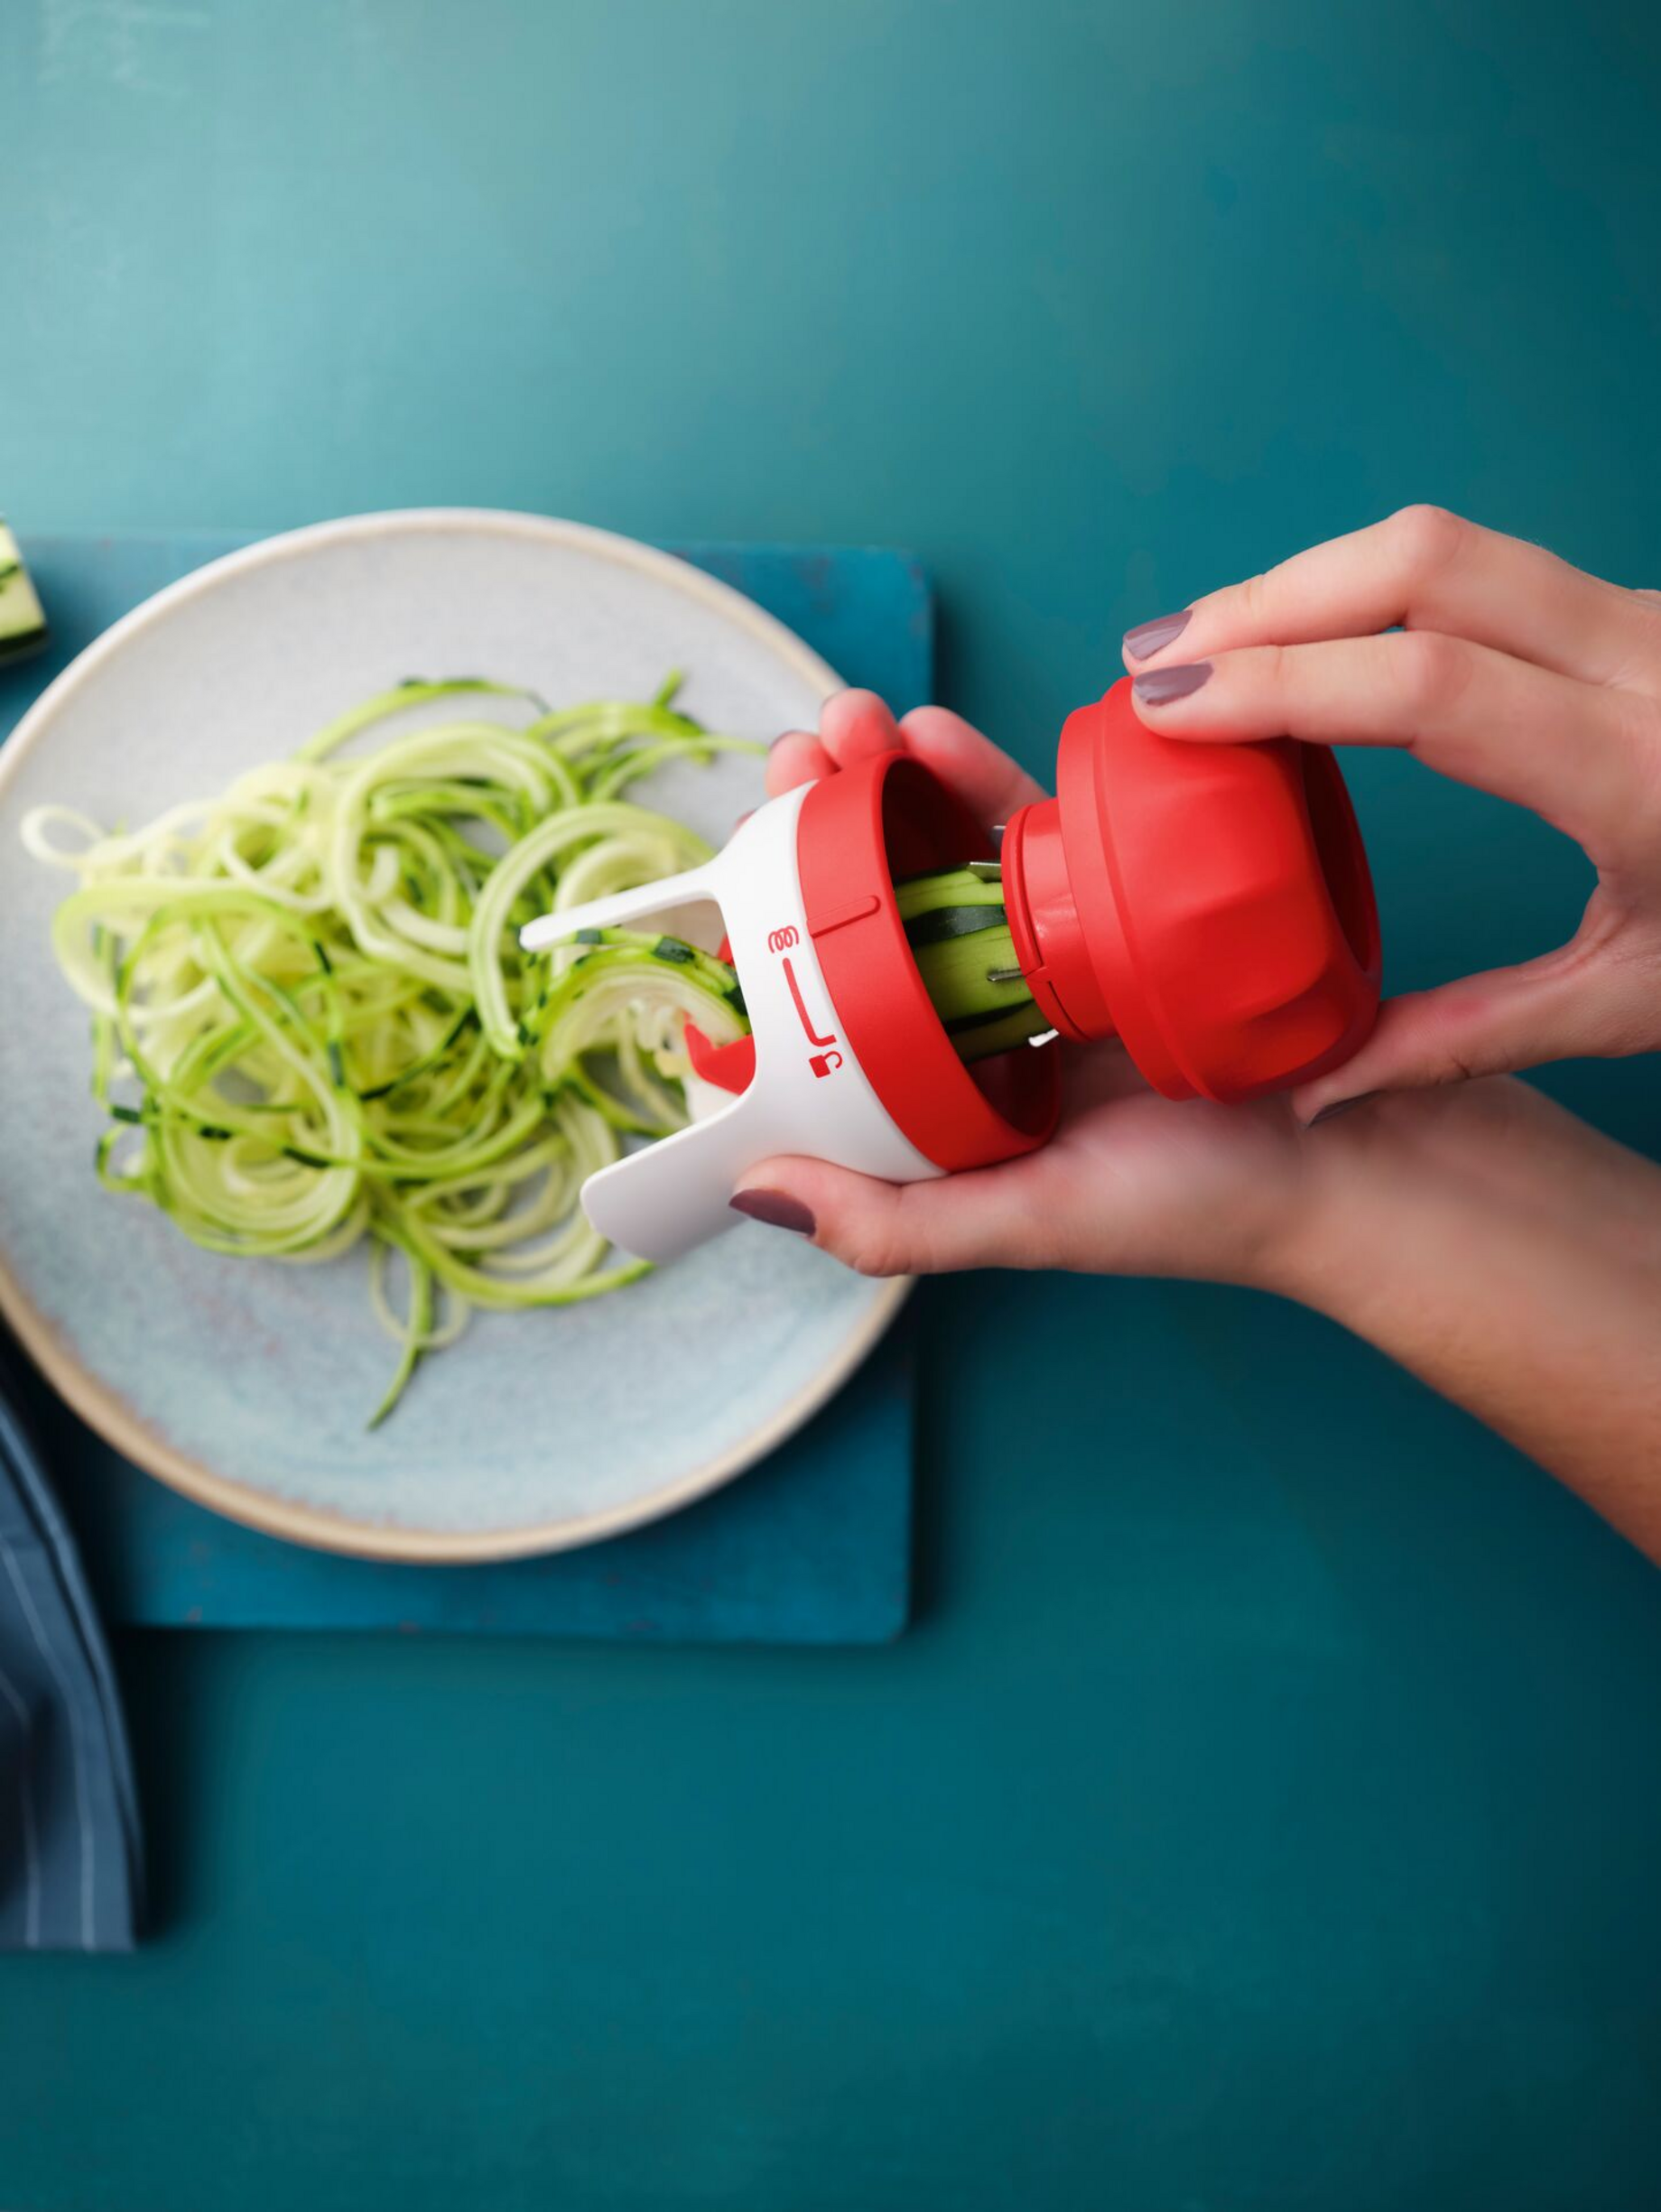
[[0, 520, 48, 665]]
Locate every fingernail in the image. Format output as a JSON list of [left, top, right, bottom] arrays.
[[1123, 609, 1192, 661], [730, 1189, 817, 1235], [1133, 661, 1212, 707], [1306, 1091, 1379, 1128]]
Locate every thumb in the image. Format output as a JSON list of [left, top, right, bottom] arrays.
[[1292, 949, 1612, 1121], [730, 1156, 1049, 1277]]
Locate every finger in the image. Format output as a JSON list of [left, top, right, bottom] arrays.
[[765, 730, 833, 798], [1130, 632, 1651, 852], [1291, 944, 1629, 1118], [732, 1155, 1058, 1276], [819, 689, 902, 767], [1123, 507, 1661, 692], [897, 705, 1047, 827]]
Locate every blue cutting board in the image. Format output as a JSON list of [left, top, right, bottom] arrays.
[[0, 532, 932, 1643]]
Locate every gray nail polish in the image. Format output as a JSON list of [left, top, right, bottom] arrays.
[[1123, 609, 1192, 661], [1132, 661, 1212, 707]]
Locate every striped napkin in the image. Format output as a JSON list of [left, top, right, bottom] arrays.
[[0, 1335, 144, 1949]]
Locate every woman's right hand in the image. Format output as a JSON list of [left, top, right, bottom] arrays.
[[1118, 507, 1661, 1118], [759, 688, 1661, 1562]]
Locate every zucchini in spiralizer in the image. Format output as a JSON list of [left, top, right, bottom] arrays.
[[23, 674, 1043, 1422], [0, 520, 49, 665], [895, 865, 1050, 1057]]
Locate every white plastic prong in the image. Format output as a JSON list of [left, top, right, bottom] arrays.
[[518, 864, 716, 953]]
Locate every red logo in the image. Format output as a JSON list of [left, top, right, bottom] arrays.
[[781, 956, 837, 1048], [772, 927, 840, 1074]]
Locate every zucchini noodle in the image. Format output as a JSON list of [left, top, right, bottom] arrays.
[[23, 675, 756, 1426]]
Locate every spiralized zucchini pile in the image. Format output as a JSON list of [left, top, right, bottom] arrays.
[[23, 677, 753, 1423]]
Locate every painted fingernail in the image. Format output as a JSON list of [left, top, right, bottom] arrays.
[[1123, 609, 1192, 660], [1306, 1091, 1379, 1128], [1132, 661, 1212, 707], [730, 1189, 817, 1235]]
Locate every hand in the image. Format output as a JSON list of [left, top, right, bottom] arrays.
[[750, 691, 1352, 1288], [1119, 505, 1661, 1118], [758, 688, 1661, 1562]]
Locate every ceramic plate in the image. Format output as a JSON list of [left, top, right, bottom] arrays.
[[0, 511, 905, 1560]]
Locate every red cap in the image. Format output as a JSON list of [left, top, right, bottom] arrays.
[[1001, 678, 1380, 1101]]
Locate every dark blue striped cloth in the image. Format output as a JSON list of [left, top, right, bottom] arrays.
[[0, 1340, 143, 1949]]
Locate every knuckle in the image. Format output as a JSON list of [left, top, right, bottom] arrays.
[[1609, 681, 1661, 758], [842, 1188, 967, 1279], [1606, 689, 1661, 841], [1237, 572, 1268, 627], [842, 1222, 910, 1278], [1594, 928, 1661, 1053], [1389, 628, 1475, 719], [1415, 999, 1503, 1085], [1260, 639, 1297, 694], [1613, 588, 1661, 694], [1387, 502, 1469, 583]]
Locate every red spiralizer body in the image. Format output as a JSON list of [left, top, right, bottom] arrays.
[[522, 676, 1381, 1261]]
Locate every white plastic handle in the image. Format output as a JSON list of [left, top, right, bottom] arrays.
[[518, 786, 940, 1262]]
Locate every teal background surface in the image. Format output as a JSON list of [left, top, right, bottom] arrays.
[[5, 4, 1661, 2207]]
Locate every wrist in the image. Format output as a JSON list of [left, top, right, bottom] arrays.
[[1248, 1081, 1529, 1314]]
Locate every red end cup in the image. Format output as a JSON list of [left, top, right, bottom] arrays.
[[999, 678, 1380, 1102]]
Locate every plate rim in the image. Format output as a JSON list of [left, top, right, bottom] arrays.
[[0, 507, 909, 1563]]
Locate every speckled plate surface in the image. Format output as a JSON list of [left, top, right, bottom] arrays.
[[0, 511, 905, 1561]]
